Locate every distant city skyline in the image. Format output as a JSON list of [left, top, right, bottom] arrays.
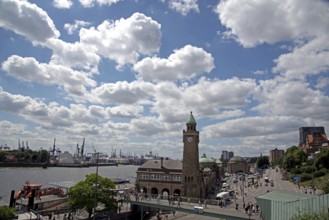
[[0, 0, 328, 159]]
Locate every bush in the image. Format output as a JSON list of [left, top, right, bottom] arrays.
[[302, 166, 316, 173], [313, 169, 326, 178], [305, 159, 315, 166], [0, 206, 15, 220], [290, 167, 302, 174], [300, 173, 313, 182], [323, 182, 329, 194], [290, 210, 329, 220]]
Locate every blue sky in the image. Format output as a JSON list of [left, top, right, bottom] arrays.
[[0, 0, 328, 159]]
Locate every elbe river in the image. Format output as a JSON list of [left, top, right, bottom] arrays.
[[0, 165, 138, 206]]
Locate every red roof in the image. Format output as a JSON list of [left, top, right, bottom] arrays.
[[23, 184, 43, 188]]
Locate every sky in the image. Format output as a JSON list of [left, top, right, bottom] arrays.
[[0, 0, 328, 160]]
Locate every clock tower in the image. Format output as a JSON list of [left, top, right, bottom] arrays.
[[182, 112, 201, 198]]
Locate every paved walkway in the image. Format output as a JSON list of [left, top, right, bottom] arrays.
[[129, 196, 260, 220]]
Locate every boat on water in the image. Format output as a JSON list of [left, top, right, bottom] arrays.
[[15, 183, 65, 200], [15, 181, 68, 214]]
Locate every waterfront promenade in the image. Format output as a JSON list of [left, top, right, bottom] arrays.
[[127, 196, 260, 220], [37, 196, 259, 220]]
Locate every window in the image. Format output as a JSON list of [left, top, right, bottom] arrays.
[[163, 175, 170, 181], [173, 175, 181, 181], [150, 174, 160, 180], [141, 174, 149, 179]]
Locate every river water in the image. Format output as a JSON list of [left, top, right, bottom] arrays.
[[0, 165, 138, 206]]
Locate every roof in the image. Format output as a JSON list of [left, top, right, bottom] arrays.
[[199, 155, 215, 164], [257, 190, 314, 202], [256, 190, 329, 220], [137, 159, 182, 171], [215, 159, 222, 164], [228, 156, 246, 163], [23, 183, 43, 188], [186, 111, 196, 124]]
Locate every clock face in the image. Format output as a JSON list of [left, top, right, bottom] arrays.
[[187, 137, 193, 142]]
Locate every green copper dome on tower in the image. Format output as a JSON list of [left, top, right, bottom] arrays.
[[186, 111, 196, 124]]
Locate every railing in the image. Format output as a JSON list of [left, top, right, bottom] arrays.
[[120, 194, 256, 220]]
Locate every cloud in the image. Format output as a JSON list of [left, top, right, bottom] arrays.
[[216, 0, 329, 79], [215, 0, 329, 47], [273, 36, 329, 79], [254, 79, 329, 120], [151, 77, 256, 123], [53, 0, 73, 9], [64, 20, 91, 35], [203, 116, 301, 139], [0, 120, 27, 137], [47, 39, 100, 72], [80, 12, 162, 68], [316, 76, 329, 90], [0, 0, 59, 43], [78, 0, 121, 8], [90, 80, 154, 105], [0, 89, 107, 131], [0, 88, 48, 117], [168, 0, 199, 16], [134, 45, 215, 81], [2, 55, 97, 96]]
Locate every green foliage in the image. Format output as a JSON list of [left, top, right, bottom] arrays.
[[323, 181, 329, 194], [290, 167, 302, 174], [0, 149, 49, 163], [38, 150, 49, 163], [68, 173, 117, 218], [282, 146, 307, 172], [0, 206, 16, 220], [256, 156, 269, 169], [299, 173, 313, 182], [315, 148, 329, 169], [271, 157, 283, 168], [0, 151, 7, 162], [313, 169, 326, 178], [290, 210, 329, 220], [305, 159, 314, 166], [301, 166, 316, 173]]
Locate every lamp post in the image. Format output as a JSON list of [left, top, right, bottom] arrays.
[[93, 152, 99, 220]]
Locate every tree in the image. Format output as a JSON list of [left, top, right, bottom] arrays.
[[315, 148, 329, 169], [0, 151, 7, 162], [256, 156, 269, 169], [271, 157, 283, 168], [68, 173, 117, 219], [38, 150, 49, 163], [0, 206, 16, 220], [282, 146, 307, 171]]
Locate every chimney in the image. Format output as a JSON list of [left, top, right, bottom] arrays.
[[161, 157, 163, 168]]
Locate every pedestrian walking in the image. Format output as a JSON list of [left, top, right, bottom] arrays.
[[177, 196, 181, 208], [236, 203, 239, 210], [187, 197, 190, 206], [204, 199, 207, 209]]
